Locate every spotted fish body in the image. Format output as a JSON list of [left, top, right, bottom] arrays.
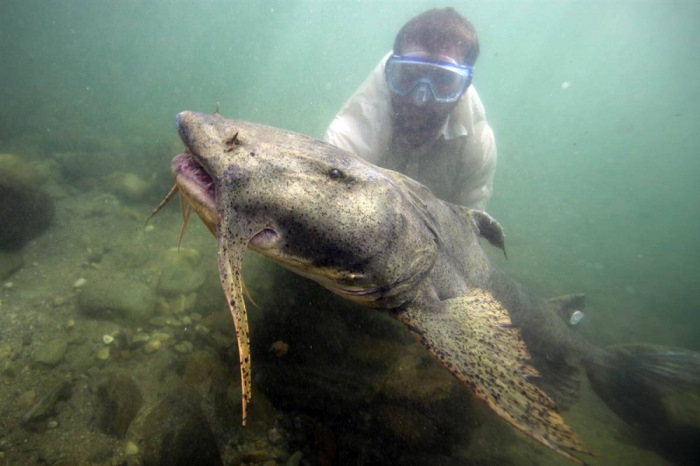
[[168, 111, 700, 463]]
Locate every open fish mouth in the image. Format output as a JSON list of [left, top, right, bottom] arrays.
[[171, 153, 216, 217]]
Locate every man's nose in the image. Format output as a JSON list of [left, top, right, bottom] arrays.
[[411, 81, 433, 107]]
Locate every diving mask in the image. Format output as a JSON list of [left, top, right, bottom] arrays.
[[385, 54, 473, 105]]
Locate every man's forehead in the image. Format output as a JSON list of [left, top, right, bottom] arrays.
[[397, 43, 463, 64]]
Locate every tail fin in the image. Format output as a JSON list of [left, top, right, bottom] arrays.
[[587, 344, 700, 463]]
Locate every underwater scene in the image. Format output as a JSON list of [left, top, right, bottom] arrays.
[[1, 1, 699, 465]]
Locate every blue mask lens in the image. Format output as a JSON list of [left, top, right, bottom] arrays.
[[385, 55, 473, 103]]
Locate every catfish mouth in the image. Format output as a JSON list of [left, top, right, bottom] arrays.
[[172, 152, 216, 213], [171, 152, 280, 248]]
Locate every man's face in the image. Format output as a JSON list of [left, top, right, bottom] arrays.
[[389, 44, 465, 140]]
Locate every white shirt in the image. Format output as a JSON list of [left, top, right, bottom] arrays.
[[324, 53, 497, 209]]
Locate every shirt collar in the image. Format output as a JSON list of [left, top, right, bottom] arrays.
[[442, 110, 469, 140]]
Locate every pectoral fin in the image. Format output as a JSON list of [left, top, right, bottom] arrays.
[[396, 288, 593, 463]]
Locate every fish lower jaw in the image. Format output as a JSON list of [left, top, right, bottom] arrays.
[[172, 153, 216, 209]]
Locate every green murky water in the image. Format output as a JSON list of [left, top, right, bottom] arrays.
[[1, 1, 698, 464]]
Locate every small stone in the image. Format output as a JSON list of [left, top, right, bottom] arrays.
[[144, 340, 161, 354], [149, 316, 168, 327], [157, 249, 206, 297], [102, 335, 115, 345], [73, 277, 87, 288], [151, 332, 172, 342], [125, 441, 139, 456], [130, 333, 150, 348], [268, 427, 284, 444], [105, 171, 152, 202], [47, 420, 58, 429], [33, 338, 69, 366], [174, 341, 193, 354], [96, 346, 110, 361]]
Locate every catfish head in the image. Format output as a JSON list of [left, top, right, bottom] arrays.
[[173, 111, 438, 309]]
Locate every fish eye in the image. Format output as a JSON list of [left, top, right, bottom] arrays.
[[328, 168, 345, 180]]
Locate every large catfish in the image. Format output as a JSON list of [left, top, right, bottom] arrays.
[[160, 111, 700, 463]]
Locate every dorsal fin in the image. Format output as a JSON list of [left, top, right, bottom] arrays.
[[460, 208, 507, 258]]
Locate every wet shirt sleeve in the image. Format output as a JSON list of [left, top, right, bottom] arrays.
[[453, 120, 497, 210]]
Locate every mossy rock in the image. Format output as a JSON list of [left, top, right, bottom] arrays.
[[0, 154, 54, 251], [77, 276, 156, 325]]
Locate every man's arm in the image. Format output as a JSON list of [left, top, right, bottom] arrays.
[[454, 120, 497, 210]]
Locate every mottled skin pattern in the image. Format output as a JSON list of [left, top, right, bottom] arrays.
[[171, 111, 606, 462]]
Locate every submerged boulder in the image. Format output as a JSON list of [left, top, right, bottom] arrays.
[[77, 275, 156, 325], [0, 153, 53, 251], [93, 372, 143, 438], [140, 387, 222, 466]]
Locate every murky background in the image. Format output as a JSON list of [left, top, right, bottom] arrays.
[[1, 1, 698, 465]]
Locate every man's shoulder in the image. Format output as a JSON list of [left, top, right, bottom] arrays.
[[460, 86, 487, 122]]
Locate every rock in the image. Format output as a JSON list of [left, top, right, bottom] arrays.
[[53, 151, 122, 187], [22, 380, 73, 423], [32, 338, 68, 366], [182, 350, 227, 390], [93, 373, 143, 438], [157, 248, 207, 297], [286, 451, 303, 466], [376, 404, 440, 450], [95, 346, 110, 361], [0, 153, 54, 251], [0, 250, 23, 280], [77, 276, 156, 325], [193, 269, 227, 313], [124, 441, 139, 456], [140, 387, 222, 466], [104, 171, 152, 202], [375, 342, 460, 404]]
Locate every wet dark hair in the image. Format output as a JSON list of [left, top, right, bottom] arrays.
[[393, 7, 480, 66]]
